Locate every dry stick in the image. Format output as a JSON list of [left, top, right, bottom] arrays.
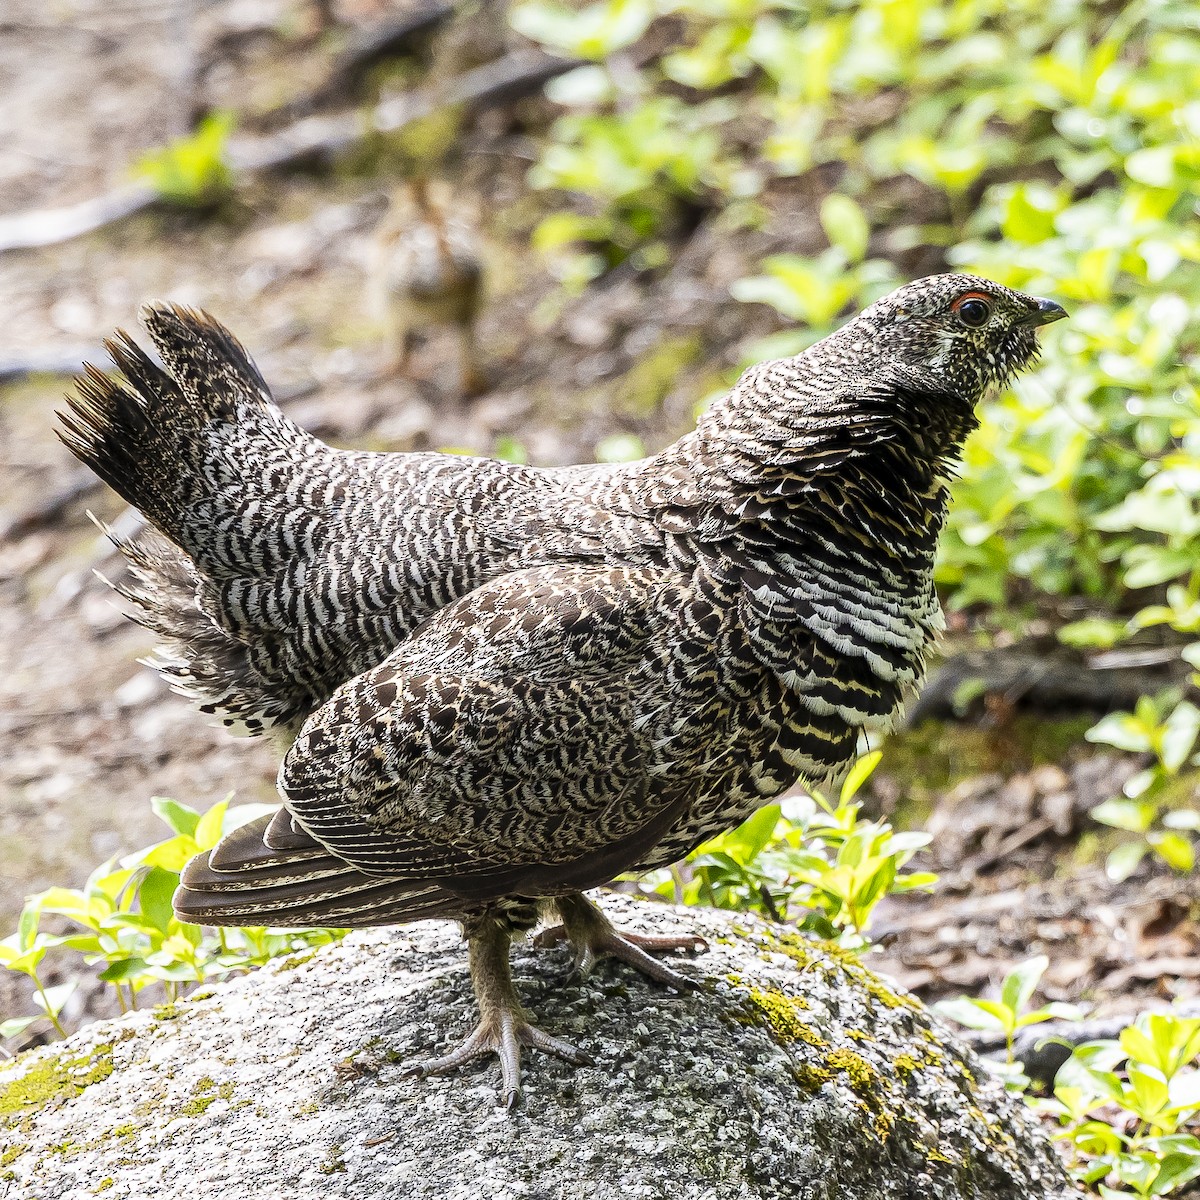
[[0, 48, 582, 254], [906, 645, 1189, 727], [0, 183, 160, 253], [284, 3, 457, 117], [0, 472, 101, 543], [0, 346, 108, 382]]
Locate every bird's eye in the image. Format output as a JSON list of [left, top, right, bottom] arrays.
[[953, 294, 993, 328]]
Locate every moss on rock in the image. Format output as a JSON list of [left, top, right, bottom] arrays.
[[0, 1044, 114, 1121]]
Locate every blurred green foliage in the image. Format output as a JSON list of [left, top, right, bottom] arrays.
[[935, 954, 1081, 1088], [1048, 1013, 1200, 1197], [516, 0, 1200, 862], [635, 751, 936, 948], [133, 112, 236, 207], [940, 962, 1200, 1196]]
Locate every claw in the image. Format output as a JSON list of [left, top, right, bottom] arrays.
[[531, 923, 569, 951]]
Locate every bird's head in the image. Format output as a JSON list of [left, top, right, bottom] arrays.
[[850, 273, 1066, 403]]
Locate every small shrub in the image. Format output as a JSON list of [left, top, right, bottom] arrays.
[[636, 751, 937, 950], [0, 795, 343, 1052], [134, 112, 236, 207]]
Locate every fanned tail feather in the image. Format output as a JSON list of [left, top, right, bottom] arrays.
[[57, 304, 322, 736], [57, 304, 274, 544]]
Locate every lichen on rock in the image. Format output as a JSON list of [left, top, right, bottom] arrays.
[[0, 897, 1072, 1200]]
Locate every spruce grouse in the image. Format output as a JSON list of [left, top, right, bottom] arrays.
[[60, 274, 1065, 1105]]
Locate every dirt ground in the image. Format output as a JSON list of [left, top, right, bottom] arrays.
[[0, 0, 1193, 1050]]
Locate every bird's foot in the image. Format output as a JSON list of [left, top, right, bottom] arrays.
[[404, 1008, 592, 1110], [537, 893, 706, 992], [404, 915, 593, 1108]]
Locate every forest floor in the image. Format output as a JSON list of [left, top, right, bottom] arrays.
[[1, 0, 1194, 1050]]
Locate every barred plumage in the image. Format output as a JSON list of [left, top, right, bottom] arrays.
[[59, 274, 1065, 1105]]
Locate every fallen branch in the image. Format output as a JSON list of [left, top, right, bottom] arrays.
[[233, 47, 584, 172], [0, 471, 100, 542], [277, 3, 456, 120], [0, 48, 581, 254], [0, 183, 158, 253], [0, 346, 108, 382], [907, 646, 1187, 727]]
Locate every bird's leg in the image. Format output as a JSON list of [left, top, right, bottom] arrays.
[[536, 892, 705, 992], [388, 323, 417, 378], [405, 913, 591, 1109], [458, 320, 487, 398]]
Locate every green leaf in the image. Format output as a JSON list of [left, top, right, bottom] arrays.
[[0, 941, 46, 978], [17, 902, 39, 952], [1057, 617, 1128, 650], [193, 798, 231, 851], [934, 996, 1008, 1033], [1127, 1063, 1171, 1121], [511, 0, 653, 59], [1148, 830, 1195, 872], [133, 836, 197, 873], [1087, 712, 1154, 754], [820, 195, 869, 263], [725, 805, 782, 863], [98, 958, 149, 983], [1106, 840, 1148, 882], [1148, 1138, 1200, 1194], [0, 1015, 41, 1040], [1160, 701, 1200, 773], [138, 867, 180, 935], [1091, 796, 1154, 833], [1125, 146, 1178, 189], [840, 751, 882, 802], [151, 796, 201, 839], [35, 980, 77, 1018]]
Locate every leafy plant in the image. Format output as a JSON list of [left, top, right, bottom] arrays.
[[732, 195, 899, 352], [942, 976, 1200, 1195], [1046, 1013, 1200, 1197], [935, 955, 1080, 1088], [1086, 691, 1200, 881], [530, 94, 738, 283], [0, 795, 343, 1053], [636, 751, 937, 949], [134, 111, 236, 207]]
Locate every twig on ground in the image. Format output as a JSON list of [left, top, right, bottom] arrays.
[[0, 48, 581, 254], [0, 473, 100, 542], [908, 647, 1188, 726]]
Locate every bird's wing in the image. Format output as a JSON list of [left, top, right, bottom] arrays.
[[272, 562, 692, 900]]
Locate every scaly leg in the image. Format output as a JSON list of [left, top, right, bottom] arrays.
[[458, 320, 487, 398], [537, 892, 705, 992], [387, 323, 417, 378], [405, 915, 591, 1108]]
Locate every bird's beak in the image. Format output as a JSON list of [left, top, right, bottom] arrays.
[[1027, 298, 1067, 327]]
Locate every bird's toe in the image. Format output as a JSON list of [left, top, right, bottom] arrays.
[[405, 1010, 591, 1109]]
